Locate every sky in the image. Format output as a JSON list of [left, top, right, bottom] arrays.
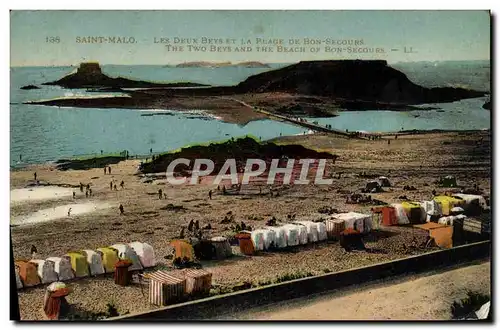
[[10, 10, 491, 66]]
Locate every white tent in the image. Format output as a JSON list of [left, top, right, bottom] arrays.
[[282, 224, 300, 246], [294, 221, 319, 243], [250, 230, 265, 251], [438, 214, 467, 226], [30, 259, 59, 284], [252, 229, 276, 250], [82, 249, 105, 276], [452, 193, 488, 210], [330, 212, 372, 233], [391, 203, 410, 225], [15, 266, 23, 289], [46, 256, 75, 281], [266, 227, 287, 248], [110, 244, 143, 271], [129, 242, 156, 268], [292, 223, 308, 245], [315, 222, 328, 241], [421, 200, 442, 217]]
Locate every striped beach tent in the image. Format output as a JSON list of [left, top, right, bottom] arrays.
[[148, 271, 186, 306]]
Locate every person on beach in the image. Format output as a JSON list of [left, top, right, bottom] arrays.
[[101, 150, 103, 155], [388, 139, 391, 145], [150, 148, 152, 154], [79, 182, 84, 192], [86, 184, 90, 191], [104, 167, 107, 175], [119, 204, 124, 215], [158, 189, 163, 199], [208, 190, 212, 200], [164, 193, 167, 199], [85, 190, 89, 198], [108, 166, 112, 175], [110, 181, 113, 191], [73, 191, 76, 199], [120, 181, 124, 189], [89, 188, 92, 197], [222, 186, 226, 195], [114, 184, 117, 191], [67, 208, 72, 217], [19, 154, 22, 162], [34, 172, 37, 181]]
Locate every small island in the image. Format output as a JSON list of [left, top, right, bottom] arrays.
[[20, 84, 40, 90], [43, 62, 210, 89]]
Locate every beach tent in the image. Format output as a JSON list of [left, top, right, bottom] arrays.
[[15, 260, 40, 287], [378, 176, 391, 187], [433, 196, 466, 216], [30, 259, 59, 284], [15, 265, 23, 289], [252, 229, 275, 250], [330, 212, 372, 234], [315, 222, 328, 241], [266, 227, 287, 248], [96, 247, 120, 273], [294, 221, 319, 243], [148, 271, 186, 306], [81, 250, 105, 276], [452, 194, 488, 215], [401, 202, 426, 224], [65, 252, 90, 278], [325, 217, 346, 239], [391, 203, 410, 225], [372, 206, 398, 226], [210, 236, 233, 260], [235, 231, 255, 255], [282, 224, 300, 246], [129, 242, 156, 268], [438, 214, 467, 226], [291, 223, 308, 245], [421, 200, 442, 218], [46, 256, 74, 281], [110, 244, 143, 271], [441, 175, 457, 187], [169, 240, 195, 263], [414, 222, 453, 249], [365, 180, 382, 193], [250, 230, 265, 251]]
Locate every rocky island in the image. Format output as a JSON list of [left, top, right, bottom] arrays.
[[42, 62, 209, 89], [29, 60, 487, 124]]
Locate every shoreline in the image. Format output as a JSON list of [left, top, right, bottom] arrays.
[[10, 129, 490, 171]]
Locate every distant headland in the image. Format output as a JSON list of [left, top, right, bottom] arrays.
[[172, 61, 270, 68]]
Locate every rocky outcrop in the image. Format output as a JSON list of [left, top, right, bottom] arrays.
[[20, 84, 40, 90], [482, 100, 491, 110], [234, 60, 486, 104], [43, 62, 209, 89], [139, 136, 335, 174]]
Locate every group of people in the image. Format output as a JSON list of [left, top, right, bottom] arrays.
[[103, 166, 112, 175], [110, 180, 125, 191]]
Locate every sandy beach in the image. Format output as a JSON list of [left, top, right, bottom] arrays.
[[11, 130, 491, 320]]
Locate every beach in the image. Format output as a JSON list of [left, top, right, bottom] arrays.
[[11, 130, 491, 320]]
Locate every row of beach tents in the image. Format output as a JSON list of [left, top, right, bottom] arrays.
[[15, 242, 156, 290], [372, 194, 488, 227], [236, 214, 374, 255]]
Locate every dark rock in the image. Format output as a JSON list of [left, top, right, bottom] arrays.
[[20, 84, 40, 90]]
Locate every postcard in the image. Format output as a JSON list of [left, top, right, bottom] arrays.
[[10, 10, 491, 321]]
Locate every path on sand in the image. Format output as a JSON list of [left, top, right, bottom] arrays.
[[216, 261, 490, 320]]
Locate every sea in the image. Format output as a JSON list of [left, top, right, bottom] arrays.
[[10, 61, 490, 168]]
